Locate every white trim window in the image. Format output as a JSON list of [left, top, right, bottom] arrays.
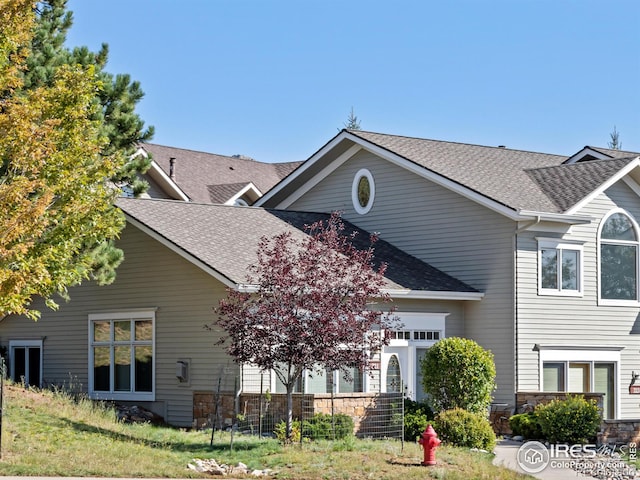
[[351, 168, 375, 215], [537, 238, 583, 296], [538, 346, 620, 420], [599, 210, 640, 305], [88, 311, 156, 401], [9, 339, 43, 387]]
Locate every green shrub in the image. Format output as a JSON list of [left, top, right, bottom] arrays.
[[535, 395, 601, 444], [421, 337, 496, 414], [403, 398, 434, 441], [274, 419, 301, 443], [508, 412, 543, 439], [433, 408, 496, 451], [301, 413, 354, 440]]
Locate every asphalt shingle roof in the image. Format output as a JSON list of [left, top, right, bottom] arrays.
[[142, 143, 302, 204], [116, 198, 478, 294], [347, 130, 640, 213], [526, 157, 637, 212], [585, 146, 640, 159]]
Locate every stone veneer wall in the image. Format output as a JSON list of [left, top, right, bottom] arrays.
[[599, 420, 640, 446], [515, 391, 604, 413], [193, 391, 399, 436]]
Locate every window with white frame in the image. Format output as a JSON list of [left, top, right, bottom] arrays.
[[539, 346, 620, 420], [599, 211, 640, 303], [537, 238, 583, 296], [88, 311, 155, 401], [389, 329, 441, 342]]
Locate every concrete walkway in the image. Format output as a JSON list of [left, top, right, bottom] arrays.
[[493, 439, 599, 479]]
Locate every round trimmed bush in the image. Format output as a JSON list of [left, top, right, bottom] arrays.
[[535, 395, 601, 444], [421, 337, 496, 414], [433, 408, 496, 450]]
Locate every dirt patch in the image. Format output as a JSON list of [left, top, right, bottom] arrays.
[[5, 384, 52, 406]]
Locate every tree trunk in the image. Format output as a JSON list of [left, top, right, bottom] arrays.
[[286, 383, 294, 441]]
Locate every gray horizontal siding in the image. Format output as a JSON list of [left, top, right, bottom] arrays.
[[516, 181, 640, 418], [290, 149, 517, 404], [0, 224, 238, 427]]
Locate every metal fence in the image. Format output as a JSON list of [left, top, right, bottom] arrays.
[[227, 367, 404, 442]]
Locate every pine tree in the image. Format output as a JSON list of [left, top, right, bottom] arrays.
[[343, 107, 362, 130], [25, 0, 154, 196], [608, 126, 622, 150]]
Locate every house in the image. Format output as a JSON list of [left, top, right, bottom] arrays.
[[3, 129, 640, 428], [2, 198, 479, 426], [257, 130, 640, 422], [134, 143, 301, 205]]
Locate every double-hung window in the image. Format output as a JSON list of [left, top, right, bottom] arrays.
[[538, 238, 583, 296], [89, 310, 155, 401]]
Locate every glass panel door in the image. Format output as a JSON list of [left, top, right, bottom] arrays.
[[13, 347, 26, 383], [28, 347, 41, 387], [415, 348, 428, 401], [569, 363, 590, 392], [594, 363, 615, 419], [12, 346, 41, 387], [543, 362, 565, 391]]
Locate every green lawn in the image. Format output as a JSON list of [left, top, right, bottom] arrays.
[[0, 384, 533, 479]]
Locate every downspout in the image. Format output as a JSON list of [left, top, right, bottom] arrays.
[[513, 215, 541, 407]]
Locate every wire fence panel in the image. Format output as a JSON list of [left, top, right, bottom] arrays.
[[235, 367, 404, 441]]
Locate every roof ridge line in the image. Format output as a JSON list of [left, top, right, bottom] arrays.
[[349, 130, 568, 158]]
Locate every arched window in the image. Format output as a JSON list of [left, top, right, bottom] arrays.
[[386, 355, 402, 393], [600, 211, 639, 302]]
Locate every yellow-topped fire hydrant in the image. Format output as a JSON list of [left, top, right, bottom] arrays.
[[418, 424, 441, 466]]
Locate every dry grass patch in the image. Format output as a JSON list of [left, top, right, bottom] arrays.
[[0, 384, 533, 479]]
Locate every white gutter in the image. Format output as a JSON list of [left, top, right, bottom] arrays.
[[517, 210, 593, 225], [238, 284, 483, 300], [383, 289, 484, 301]]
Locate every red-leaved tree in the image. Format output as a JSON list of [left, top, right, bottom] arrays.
[[216, 212, 397, 439]]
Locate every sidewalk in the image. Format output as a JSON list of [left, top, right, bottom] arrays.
[[493, 439, 599, 479]]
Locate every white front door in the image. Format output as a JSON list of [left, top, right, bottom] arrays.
[[383, 312, 447, 400]]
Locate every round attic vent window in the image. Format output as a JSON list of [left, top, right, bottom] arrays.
[[352, 169, 375, 214]]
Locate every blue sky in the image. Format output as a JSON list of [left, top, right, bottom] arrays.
[[65, 0, 640, 163]]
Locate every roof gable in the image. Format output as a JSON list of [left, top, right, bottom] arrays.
[[565, 146, 640, 164], [141, 143, 302, 204], [116, 198, 481, 299], [527, 157, 638, 212], [258, 130, 640, 218], [258, 130, 565, 216]]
